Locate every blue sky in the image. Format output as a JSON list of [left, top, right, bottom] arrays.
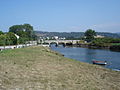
[[0, 0, 120, 32]]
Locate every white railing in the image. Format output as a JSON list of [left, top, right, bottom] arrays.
[[0, 43, 37, 51]]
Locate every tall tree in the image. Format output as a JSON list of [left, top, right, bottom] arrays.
[[6, 32, 17, 45], [23, 24, 34, 40], [84, 29, 96, 42], [9, 25, 23, 33], [9, 24, 35, 41]]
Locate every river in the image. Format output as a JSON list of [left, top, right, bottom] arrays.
[[50, 45, 120, 70]]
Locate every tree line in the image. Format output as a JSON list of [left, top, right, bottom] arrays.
[[1, 25, 120, 47], [84, 29, 120, 48], [0, 24, 37, 46]]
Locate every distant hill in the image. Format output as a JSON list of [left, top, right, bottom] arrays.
[[35, 31, 120, 38], [35, 31, 84, 38], [97, 32, 120, 38]]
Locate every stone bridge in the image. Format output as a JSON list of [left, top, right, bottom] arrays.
[[43, 40, 80, 46]]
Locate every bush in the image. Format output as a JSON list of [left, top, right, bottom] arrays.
[[0, 34, 6, 46]]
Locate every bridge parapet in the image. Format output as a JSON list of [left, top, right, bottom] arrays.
[[43, 40, 80, 45]]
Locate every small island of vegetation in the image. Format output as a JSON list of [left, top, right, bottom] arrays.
[[76, 29, 120, 51]]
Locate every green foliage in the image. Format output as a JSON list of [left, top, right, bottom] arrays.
[[0, 34, 6, 46], [9, 25, 23, 33], [17, 30, 28, 38], [6, 32, 17, 45], [91, 37, 120, 47], [23, 24, 34, 39], [0, 31, 4, 35], [76, 40, 85, 44], [9, 24, 36, 41], [0, 24, 37, 46], [84, 29, 96, 42], [0, 32, 17, 46], [19, 37, 29, 44], [112, 43, 120, 46]]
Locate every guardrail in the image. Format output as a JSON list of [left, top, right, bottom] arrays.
[[0, 44, 37, 51]]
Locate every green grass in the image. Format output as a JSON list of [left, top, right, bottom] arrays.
[[112, 43, 120, 46], [0, 46, 120, 90]]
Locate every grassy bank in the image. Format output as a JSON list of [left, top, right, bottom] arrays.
[[0, 46, 120, 90]]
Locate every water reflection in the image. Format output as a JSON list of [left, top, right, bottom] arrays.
[[51, 45, 120, 69], [85, 49, 97, 64]]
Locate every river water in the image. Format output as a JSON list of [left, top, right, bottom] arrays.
[[50, 45, 120, 69]]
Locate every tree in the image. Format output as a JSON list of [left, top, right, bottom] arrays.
[[0, 31, 4, 35], [9, 24, 36, 42], [0, 34, 6, 46], [23, 24, 34, 40], [84, 29, 96, 42], [6, 32, 17, 45], [0, 31, 6, 47], [9, 25, 23, 33]]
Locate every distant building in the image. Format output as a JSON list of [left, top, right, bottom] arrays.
[[59, 37, 66, 40], [94, 35, 105, 38], [54, 36, 59, 40], [46, 37, 50, 40], [14, 34, 20, 39], [84, 35, 105, 39]]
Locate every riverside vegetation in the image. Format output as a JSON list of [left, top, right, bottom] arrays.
[[0, 46, 120, 90]]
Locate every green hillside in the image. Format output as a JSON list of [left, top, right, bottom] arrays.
[[35, 31, 120, 38]]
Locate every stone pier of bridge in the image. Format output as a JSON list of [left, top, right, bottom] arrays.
[[41, 40, 80, 46]]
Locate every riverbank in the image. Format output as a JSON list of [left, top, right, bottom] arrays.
[[70, 43, 120, 52], [0, 46, 120, 89]]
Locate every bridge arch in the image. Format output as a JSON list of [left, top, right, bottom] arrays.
[[42, 40, 80, 47], [58, 42, 66, 47], [49, 42, 58, 47]]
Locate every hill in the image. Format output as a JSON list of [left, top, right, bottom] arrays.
[[35, 31, 120, 38], [35, 31, 84, 38], [0, 46, 120, 89]]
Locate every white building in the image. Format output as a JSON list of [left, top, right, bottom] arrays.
[[94, 35, 105, 38], [14, 34, 20, 39], [54, 36, 59, 40]]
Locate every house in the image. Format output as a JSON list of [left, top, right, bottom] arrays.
[[14, 34, 20, 39], [54, 36, 59, 40], [94, 35, 105, 38]]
